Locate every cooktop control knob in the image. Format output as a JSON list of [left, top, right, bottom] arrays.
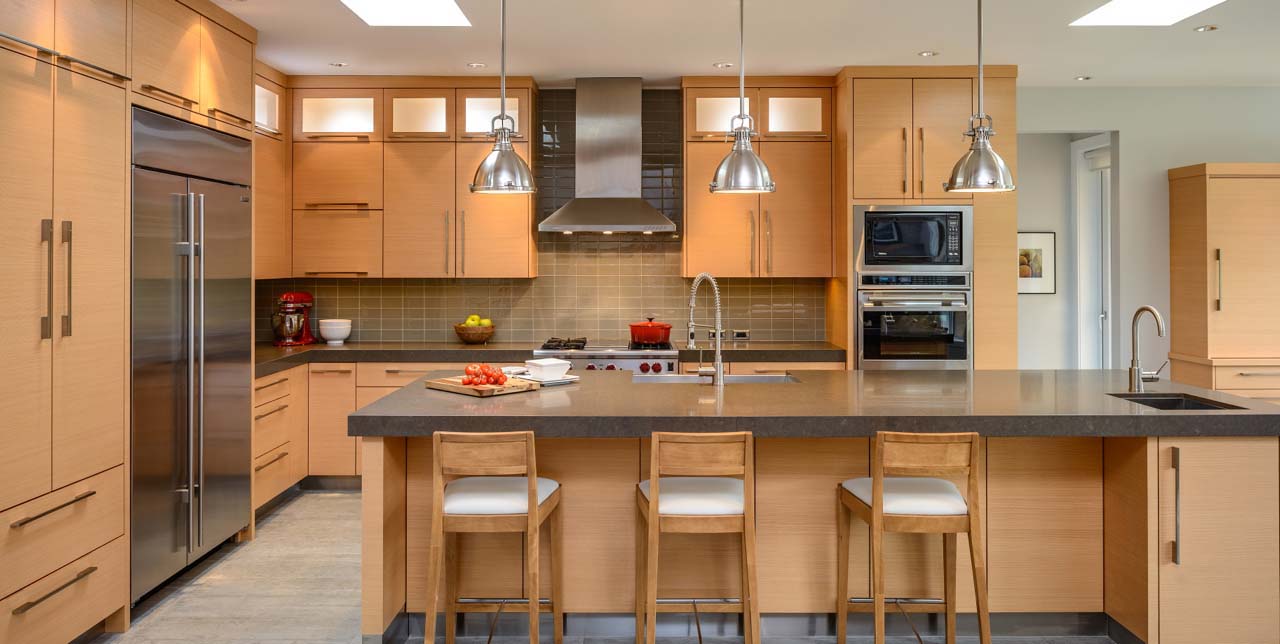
[[639, 363, 651, 373], [651, 362, 663, 373], [605, 364, 617, 370]]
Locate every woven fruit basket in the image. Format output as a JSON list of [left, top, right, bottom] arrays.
[[453, 324, 496, 345]]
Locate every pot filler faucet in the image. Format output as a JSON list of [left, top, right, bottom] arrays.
[[1129, 305, 1169, 393], [688, 272, 725, 387]]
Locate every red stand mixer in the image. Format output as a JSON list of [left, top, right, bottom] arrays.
[[271, 291, 317, 347]]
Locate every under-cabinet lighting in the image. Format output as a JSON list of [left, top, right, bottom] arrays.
[[339, 0, 471, 27], [1070, 0, 1227, 26]]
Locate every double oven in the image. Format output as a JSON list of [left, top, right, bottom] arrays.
[[854, 205, 974, 370]]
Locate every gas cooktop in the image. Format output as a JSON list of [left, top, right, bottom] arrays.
[[533, 338, 679, 373]]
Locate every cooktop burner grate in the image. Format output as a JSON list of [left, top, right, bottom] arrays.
[[540, 337, 588, 351]]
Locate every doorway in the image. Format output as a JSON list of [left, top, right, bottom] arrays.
[[1071, 134, 1113, 369]]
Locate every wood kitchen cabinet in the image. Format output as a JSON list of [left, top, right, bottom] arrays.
[[684, 141, 831, 277], [0, 0, 55, 54], [294, 88, 383, 141], [1157, 437, 1279, 644], [386, 88, 455, 140], [309, 364, 358, 476], [254, 131, 290, 278], [199, 17, 254, 128], [292, 210, 383, 278], [760, 87, 831, 141], [0, 0, 126, 81], [293, 141, 384, 210], [131, 0, 202, 109], [454, 141, 536, 278], [457, 88, 528, 141], [850, 78, 972, 200], [685, 87, 760, 140], [384, 142, 456, 277]]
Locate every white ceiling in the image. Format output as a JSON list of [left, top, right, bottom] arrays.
[[215, 0, 1280, 87]]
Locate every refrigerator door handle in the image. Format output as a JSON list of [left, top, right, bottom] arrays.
[[196, 193, 206, 549], [186, 191, 196, 554]]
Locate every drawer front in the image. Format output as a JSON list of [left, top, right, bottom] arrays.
[[1220, 388, 1280, 404], [357, 362, 456, 387], [729, 361, 846, 374], [0, 466, 125, 599], [0, 536, 126, 644], [253, 373, 292, 406], [253, 399, 292, 458], [1216, 366, 1280, 389], [253, 443, 295, 509]]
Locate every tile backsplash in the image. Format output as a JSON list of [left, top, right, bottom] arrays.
[[256, 89, 826, 345]]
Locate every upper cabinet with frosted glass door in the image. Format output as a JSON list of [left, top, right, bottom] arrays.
[[457, 88, 529, 141], [685, 87, 760, 141], [292, 88, 384, 140], [760, 88, 831, 141], [386, 89, 455, 140]]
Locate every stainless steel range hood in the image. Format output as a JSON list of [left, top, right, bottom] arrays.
[[538, 78, 676, 233]]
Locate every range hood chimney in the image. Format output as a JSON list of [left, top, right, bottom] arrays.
[[538, 78, 676, 233]]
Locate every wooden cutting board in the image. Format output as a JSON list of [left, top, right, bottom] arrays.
[[425, 376, 541, 397]]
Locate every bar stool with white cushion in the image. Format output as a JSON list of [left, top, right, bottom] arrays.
[[835, 432, 990, 644], [422, 431, 564, 644], [636, 432, 759, 644]]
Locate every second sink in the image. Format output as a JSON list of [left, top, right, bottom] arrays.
[[633, 374, 798, 384], [1109, 392, 1244, 411]]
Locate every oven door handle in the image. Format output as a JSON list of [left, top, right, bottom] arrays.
[[862, 302, 968, 311]]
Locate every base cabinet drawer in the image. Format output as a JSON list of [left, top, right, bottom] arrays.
[[1220, 388, 1280, 404], [253, 372, 293, 406], [253, 443, 295, 509], [253, 399, 292, 458], [729, 361, 845, 374], [0, 466, 125, 599], [1215, 366, 1280, 390], [0, 536, 126, 644]]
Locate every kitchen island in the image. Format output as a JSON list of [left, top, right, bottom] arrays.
[[353, 370, 1280, 644]]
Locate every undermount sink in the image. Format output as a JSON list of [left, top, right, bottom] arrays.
[[632, 374, 798, 384], [1109, 392, 1244, 411]]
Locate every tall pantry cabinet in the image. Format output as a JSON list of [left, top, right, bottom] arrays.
[[0, 12, 129, 643]]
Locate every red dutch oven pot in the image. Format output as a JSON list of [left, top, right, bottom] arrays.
[[629, 317, 672, 345]]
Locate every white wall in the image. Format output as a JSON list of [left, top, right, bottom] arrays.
[[1016, 133, 1075, 369], [1018, 87, 1280, 368]]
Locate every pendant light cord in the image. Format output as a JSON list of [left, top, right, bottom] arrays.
[[975, 0, 984, 119], [499, 0, 507, 124], [738, 0, 746, 120]]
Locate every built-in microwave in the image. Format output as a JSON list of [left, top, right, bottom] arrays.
[[854, 205, 973, 273]]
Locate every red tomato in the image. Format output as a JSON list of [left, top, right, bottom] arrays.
[[460, 375, 473, 385], [465, 363, 482, 376], [497, 374, 507, 385]]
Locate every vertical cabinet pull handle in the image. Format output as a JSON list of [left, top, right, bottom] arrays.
[[747, 210, 756, 275], [460, 210, 467, 275], [764, 210, 773, 275], [1171, 446, 1181, 565], [919, 128, 926, 195], [443, 210, 451, 274], [11, 566, 98, 615], [901, 127, 909, 194], [60, 221, 72, 336], [1214, 249, 1223, 311], [41, 219, 53, 339]]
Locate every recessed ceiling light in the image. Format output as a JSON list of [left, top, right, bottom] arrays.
[[1193, 23, 1219, 32], [1075, 75, 1093, 81], [339, 0, 471, 27], [713, 62, 734, 69], [918, 50, 939, 57], [466, 62, 487, 69], [329, 62, 350, 68], [1070, 0, 1227, 26]]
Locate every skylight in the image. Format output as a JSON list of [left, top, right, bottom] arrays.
[[1070, 0, 1227, 26], [339, 0, 471, 27]]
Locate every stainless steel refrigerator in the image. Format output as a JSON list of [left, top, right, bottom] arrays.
[[130, 107, 252, 601]]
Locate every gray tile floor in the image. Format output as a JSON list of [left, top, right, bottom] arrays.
[[91, 491, 1114, 644]]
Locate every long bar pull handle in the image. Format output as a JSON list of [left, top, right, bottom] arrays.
[[254, 451, 289, 472], [1214, 249, 1223, 311], [919, 128, 926, 195], [443, 210, 451, 274], [303, 202, 370, 208], [1171, 446, 1181, 565], [385, 368, 432, 374], [901, 127, 909, 194], [764, 210, 774, 275], [11, 567, 98, 615], [253, 404, 288, 421], [1235, 371, 1279, 377], [41, 219, 53, 339], [748, 210, 756, 275], [140, 84, 198, 106], [461, 210, 467, 276], [208, 107, 252, 126], [57, 54, 130, 81], [10, 491, 96, 529], [303, 271, 369, 276], [254, 377, 288, 391], [310, 368, 353, 374], [186, 192, 196, 555], [0, 30, 56, 56], [196, 194, 206, 549], [60, 221, 72, 336]]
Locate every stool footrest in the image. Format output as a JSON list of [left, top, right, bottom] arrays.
[[452, 598, 553, 613], [846, 597, 946, 614]]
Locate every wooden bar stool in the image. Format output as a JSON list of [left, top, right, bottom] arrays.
[[835, 431, 989, 644], [423, 431, 564, 644], [635, 432, 759, 644]]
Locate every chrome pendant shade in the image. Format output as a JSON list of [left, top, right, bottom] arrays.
[[470, 0, 535, 195], [944, 0, 1015, 193], [709, 0, 774, 195]]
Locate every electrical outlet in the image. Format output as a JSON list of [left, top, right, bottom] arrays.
[[706, 329, 728, 340], [732, 329, 750, 340]]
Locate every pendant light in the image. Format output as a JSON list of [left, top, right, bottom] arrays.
[[709, 0, 774, 194], [470, 0, 535, 194], [944, 0, 1015, 193]]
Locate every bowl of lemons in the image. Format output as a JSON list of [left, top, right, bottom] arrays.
[[453, 314, 495, 344]]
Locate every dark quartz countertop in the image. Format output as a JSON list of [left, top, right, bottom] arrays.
[[254, 341, 845, 378], [348, 369, 1280, 438]]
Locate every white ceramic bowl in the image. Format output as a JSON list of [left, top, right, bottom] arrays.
[[318, 319, 352, 345], [525, 358, 572, 381]]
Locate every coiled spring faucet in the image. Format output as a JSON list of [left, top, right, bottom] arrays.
[[687, 272, 725, 387]]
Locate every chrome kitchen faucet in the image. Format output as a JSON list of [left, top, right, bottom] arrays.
[[688, 272, 725, 387]]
